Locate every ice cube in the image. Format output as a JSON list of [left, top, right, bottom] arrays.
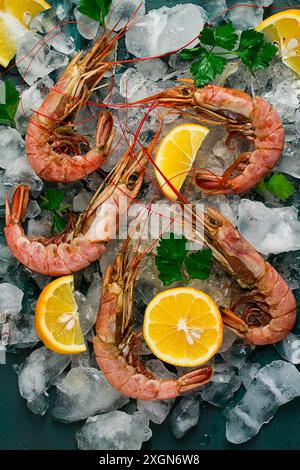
[[202, 362, 241, 407], [56, 2, 72, 21], [6, 315, 38, 348], [226, 1, 264, 30], [198, 0, 227, 21], [0, 283, 23, 316], [221, 339, 254, 368], [106, 0, 146, 31], [135, 59, 167, 82], [226, 361, 300, 444], [47, 30, 76, 56], [137, 398, 173, 425], [119, 68, 160, 102], [27, 213, 52, 237], [52, 367, 128, 423], [202, 376, 241, 407], [73, 190, 92, 212], [18, 346, 71, 402], [75, 274, 102, 334], [26, 200, 41, 219], [219, 328, 238, 353], [0, 127, 25, 169], [274, 333, 300, 364], [210, 362, 237, 384], [169, 395, 201, 439], [277, 144, 300, 179], [146, 359, 177, 380], [29, 272, 52, 290], [237, 199, 300, 255], [15, 77, 54, 135], [16, 32, 69, 85], [30, 8, 60, 34], [6, 158, 43, 194], [0, 239, 18, 278], [27, 392, 49, 416], [71, 350, 91, 368], [125, 4, 207, 58], [76, 411, 152, 450], [239, 361, 261, 389], [74, 8, 99, 39]]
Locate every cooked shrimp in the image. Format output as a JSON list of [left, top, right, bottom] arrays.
[[25, 28, 124, 182], [93, 239, 213, 400], [194, 207, 296, 345], [5, 147, 150, 276], [133, 81, 284, 194]]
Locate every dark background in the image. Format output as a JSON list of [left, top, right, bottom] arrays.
[[1, 0, 300, 450]]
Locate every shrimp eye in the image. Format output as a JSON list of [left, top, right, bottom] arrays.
[[127, 173, 139, 189]]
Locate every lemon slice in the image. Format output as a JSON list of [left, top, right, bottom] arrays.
[[0, 12, 27, 67], [35, 275, 86, 354], [143, 287, 223, 367], [4, 0, 51, 27], [0, 0, 50, 67], [154, 123, 209, 201], [257, 9, 300, 75]]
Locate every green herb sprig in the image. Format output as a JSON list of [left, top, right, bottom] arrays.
[[79, 0, 112, 25], [0, 80, 20, 128], [257, 173, 295, 201], [180, 21, 277, 87], [155, 233, 213, 286], [40, 188, 70, 234]]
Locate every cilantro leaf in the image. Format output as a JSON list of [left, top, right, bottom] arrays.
[[0, 80, 20, 127], [236, 29, 277, 71], [200, 21, 238, 51], [41, 188, 65, 211], [40, 188, 68, 234], [155, 234, 214, 286], [79, 0, 112, 25], [180, 46, 206, 61], [185, 249, 213, 280], [155, 233, 187, 286], [191, 54, 226, 87], [180, 22, 276, 87], [51, 213, 67, 234], [258, 173, 295, 201]]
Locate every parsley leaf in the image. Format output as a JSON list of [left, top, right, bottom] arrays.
[[180, 45, 206, 61], [185, 249, 213, 280], [257, 173, 295, 201], [40, 188, 68, 233], [0, 80, 20, 127], [155, 233, 187, 286], [79, 0, 112, 25], [155, 234, 213, 286], [200, 22, 238, 51], [180, 21, 276, 87], [236, 29, 277, 71], [52, 213, 67, 234], [191, 54, 226, 87]]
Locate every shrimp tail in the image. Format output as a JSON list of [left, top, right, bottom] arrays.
[[96, 110, 115, 154], [220, 308, 249, 337], [178, 366, 213, 393], [195, 170, 230, 194], [6, 185, 30, 225]]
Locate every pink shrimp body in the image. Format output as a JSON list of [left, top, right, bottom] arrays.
[[5, 148, 149, 276], [133, 82, 284, 195], [202, 207, 296, 345], [93, 243, 213, 400], [25, 29, 122, 183], [193, 85, 284, 194]]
